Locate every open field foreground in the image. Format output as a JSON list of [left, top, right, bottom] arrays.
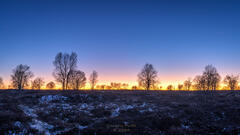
[[1, 90, 240, 135]]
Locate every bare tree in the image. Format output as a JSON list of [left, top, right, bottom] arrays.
[[122, 83, 129, 89], [32, 77, 45, 90], [53, 52, 77, 90], [224, 74, 239, 90], [89, 70, 98, 90], [96, 85, 106, 90], [138, 64, 158, 90], [110, 82, 121, 90], [202, 65, 221, 91], [167, 85, 173, 90], [184, 78, 192, 90], [0, 77, 4, 89], [178, 84, 183, 90], [69, 70, 86, 90], [46, 81, 56, 89], [193, 75, 206, 90], [11, 64, 34, 90], [132, 86, 138, 90]]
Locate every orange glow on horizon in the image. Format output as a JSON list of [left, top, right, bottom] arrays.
[[1, 80, 239, 90], [1, 74, 240, 90]]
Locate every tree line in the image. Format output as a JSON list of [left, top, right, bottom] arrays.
[[138, 64, 239, 91], [0, 52, 239, 90], [1, 52, 97, 90]]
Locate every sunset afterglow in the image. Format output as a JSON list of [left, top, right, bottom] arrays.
[[1, 0, 240, 90], [1, 1, 240, 134]]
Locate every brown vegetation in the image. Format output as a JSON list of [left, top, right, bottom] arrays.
[[1, 90, 240, 134]]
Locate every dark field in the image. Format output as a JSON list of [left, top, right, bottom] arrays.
[[1, 90, 240, 135]]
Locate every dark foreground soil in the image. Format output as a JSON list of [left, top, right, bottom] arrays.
[[1, 90, 240, 135]]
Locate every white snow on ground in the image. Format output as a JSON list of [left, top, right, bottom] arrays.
[[30, 119, 53, 135], [19, 105, 37, 118], [79, 103, 93, 110], [140, 102, 146, 107], [7, 129, 28, 135], [76, 124, 88, 130], [148, 108, 153, 112], [122, 104, 135, 110], [60, 103, 72, 110], [107, 103, 155, 117], [103, 103, 118, 109], [77, 103, 95, 115], [14, 121, 22, 128], [39, 95, 68, 104], [111, 107, 120, 117], [10, 121, 27, 135], [19, 96, 156, 134], [181, 124, 190, 130], [19, 105, 54, 135]]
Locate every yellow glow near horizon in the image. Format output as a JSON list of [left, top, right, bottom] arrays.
[[1, 81, 238, 90], [2, 75, 240, 90]]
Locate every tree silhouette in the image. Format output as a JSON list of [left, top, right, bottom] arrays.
[[132, 86, 138, 90], [0, 77, 4, 89], [46, 81, 56, 90], [110, 82, 121, 89], [193, 75, 206, 90], [53, 52, 77, 90], [69, 70, 86, 90], [122, 83, 129, 89], [96, 84, 106, 90], [11, 64, 34, 90], [184, 78, 192, 90], [178, 84, 183, 90], [89, 70, 98, 90], [32, 77, 44, 90], [202, 65, 221, 91], [167, 85, 173, 90], [224, 74, 239, 90], [138, 64, 158, 90]]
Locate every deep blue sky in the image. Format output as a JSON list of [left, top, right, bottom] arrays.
[[1, 0, 240, 86]]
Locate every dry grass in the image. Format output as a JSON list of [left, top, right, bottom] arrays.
[[1, 90, 240, 134]]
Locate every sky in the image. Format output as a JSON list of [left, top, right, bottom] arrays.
[[0, 0, 240, 88]]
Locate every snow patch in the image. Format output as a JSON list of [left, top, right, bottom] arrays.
[[148, 108, 153, 112], [140, 102, 146, 107], [122, 105, 134, 110], [30, 119, 53, 135], [78, 103, 95, 115], [107, 103, 156, 117], [79, 103, 89, 109], [111, 107, 120, 117], [7, 129, 28, 135], [14, 121, 22, 128], [181, 124, 190, 130], [19, 105, 54, 135], [110, 104, 137, 117], [39, 95, 68, 104], [76, 124, 88, 130], [19, 105, 37, 118], [61, 103, 72, 110]]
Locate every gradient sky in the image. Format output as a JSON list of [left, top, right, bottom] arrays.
[[1, 0, 240, 87]]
